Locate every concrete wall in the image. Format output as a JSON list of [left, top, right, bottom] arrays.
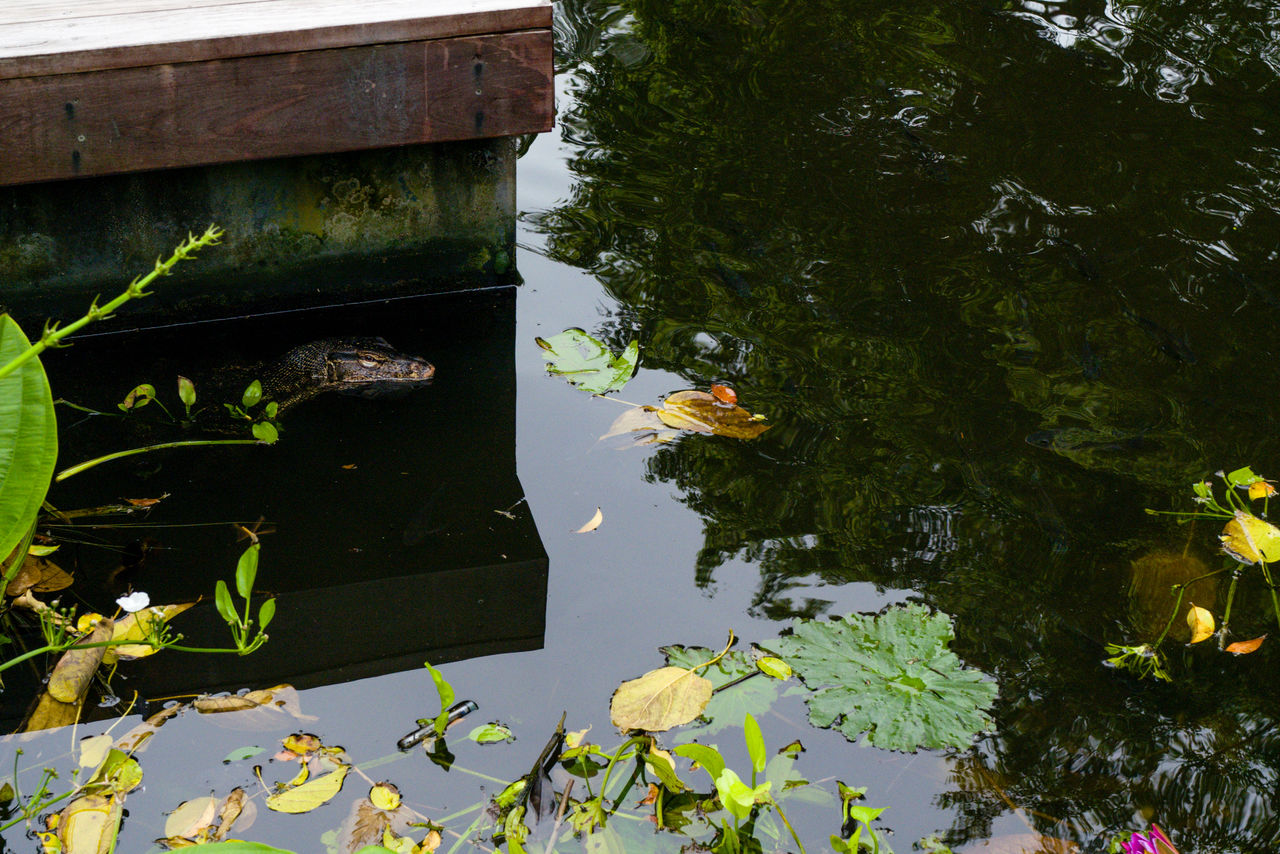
[[0, 136, 520, 325]]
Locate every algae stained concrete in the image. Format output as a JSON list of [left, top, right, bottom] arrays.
[[0, 137, 519, 323]]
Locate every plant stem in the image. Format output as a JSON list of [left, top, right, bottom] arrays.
[[0, 225, 223, 381], [55, 439, 260, 482]]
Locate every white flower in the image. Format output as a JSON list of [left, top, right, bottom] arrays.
[[116, 591, 151, 613]]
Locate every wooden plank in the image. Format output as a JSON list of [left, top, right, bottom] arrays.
[[0, 0, 551, 79], [0, 29, 553, 185]]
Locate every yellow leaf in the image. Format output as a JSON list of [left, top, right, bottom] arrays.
[[164, 796, 218, 840], [417, 829, 443, 852], [1249, 481, 1278, 500], [370, 782, 401, 811], [266, 764, 350, 814], [213, 788, 247, 840], [574, 507, 603, 533], [609, 666, 713, 732], [1220, 511, 1280, 564], [1187, 603, 1215, 644], [103, 602, 194, 663], [56, 794, 122, 854], [28, 543, 59, 556]]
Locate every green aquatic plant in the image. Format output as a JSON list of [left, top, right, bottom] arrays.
[[0, 226, 230, 577], [774, 604, 998, 752], [1112, 466, 1280, 679]]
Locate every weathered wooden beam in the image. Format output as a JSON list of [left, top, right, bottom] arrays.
[[0, 29, 552, 185], [0, 0, 552, 78]]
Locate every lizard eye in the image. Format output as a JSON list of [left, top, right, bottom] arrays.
[[357, 352, 386, 368]]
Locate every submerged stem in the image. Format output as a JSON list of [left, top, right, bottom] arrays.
[[55, 439, 261, 482]]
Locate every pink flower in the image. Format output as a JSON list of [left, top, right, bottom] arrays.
[[1122, 825, 1179, 854]]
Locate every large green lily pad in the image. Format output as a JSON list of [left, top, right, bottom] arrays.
[[774, 604, 997, 752], [535, 328, 638, 394]]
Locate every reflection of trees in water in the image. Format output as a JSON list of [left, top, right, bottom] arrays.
[[538, 0, 1280, 849]]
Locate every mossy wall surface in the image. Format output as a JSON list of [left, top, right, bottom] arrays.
[[0, 137, 518, 324]]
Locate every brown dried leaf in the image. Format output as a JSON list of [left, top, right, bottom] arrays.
[[31, 558, 74, 593], [49, 619, 114, 703], [1225, 634, 1266, 655], [212, 788, 246, 841], [122, 493, 169, 507], [656, 390, 770, 439]]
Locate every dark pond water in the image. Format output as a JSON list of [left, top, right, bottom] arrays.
[[7, 0, 1280, 851]]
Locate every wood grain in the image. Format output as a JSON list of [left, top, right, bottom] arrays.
[[0, 0, 551, 79], [0, 29, 553, 185]]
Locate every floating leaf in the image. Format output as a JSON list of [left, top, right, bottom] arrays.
[[242, 380, 263, 408], [773, 604, 997, 751], [27, 543, 58, 556], [757, 657, 792, 680], [252, 421, 279, 443], [1220, 511, 1280, 564], [536, 328, 638, 394], [574, 507, 603, 533], [266, 764, 349, 814], [468, 723, 515, 744], [164, 796, 218, 839], [610, 666, 713, 732], [1186, 604, 1215, 643], [662, 645, 779, 734], [56, 794, 122, 854], [599, 405, 680, 446], [1225, 634, 1266, 655], [78, 735, 113, 770], [225, 746, 267, 762], [6, 554, 73, 596], [656, 391, 770, 439], [123, 494, 169, 507]]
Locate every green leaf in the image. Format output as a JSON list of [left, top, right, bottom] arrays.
[[423, 661, 455, 736], [1226, 466, 1261, 488], [118, 382, 156, 411], [743, 714, 766, 775], [177, 375, 196, 408], [224, 746, 266, 762], [214, 580, 237, 625], [265, 401, 279, 419], [467, 723, 514, 744], [0, 315, 57, 572], [252, 421, 279, 443], [757, 657, 792, 680], [258, 597, 276, 630], [773, 604, 998, 752], [673, 743, 725, 782], [235, 542, 260, 598], [535, 328, 638, 394], [242, 380, 263, 408]]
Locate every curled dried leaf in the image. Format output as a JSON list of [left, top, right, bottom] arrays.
[[1186, 604, 1215, 644]]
